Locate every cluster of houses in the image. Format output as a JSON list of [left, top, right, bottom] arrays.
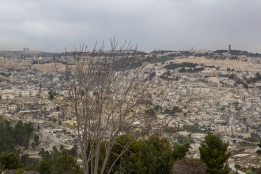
[[131, 52, 261, 161]]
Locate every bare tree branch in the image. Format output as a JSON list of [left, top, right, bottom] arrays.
[[57, 40, 168, 174]]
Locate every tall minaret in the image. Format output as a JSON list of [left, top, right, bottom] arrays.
[[228, 43, 231, 53]]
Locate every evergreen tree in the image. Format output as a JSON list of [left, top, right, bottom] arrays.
[[103, 135, 189, 174], [37, 160, 51, 174], [0, 120, 34, 153], [50, 154, 81, 174], [37, 145, 81, 174], [199, 132, 231, 174], [0, 151, 22, 170], [172, 143, 190, 161]]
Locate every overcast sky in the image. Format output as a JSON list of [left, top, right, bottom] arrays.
[[0, 0, 260, 53]]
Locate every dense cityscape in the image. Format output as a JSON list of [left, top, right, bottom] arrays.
[[1, 46, 261, 173]]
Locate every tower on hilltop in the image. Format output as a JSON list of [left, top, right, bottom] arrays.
[[228, 43, 231, 53]]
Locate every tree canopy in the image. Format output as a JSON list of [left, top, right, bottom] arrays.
[[0, 151, 22, 170], [100, 135, 189, 174], [199, 132, 231, 174], [0, 120, 34, 153], [38, 145, 81, 174]]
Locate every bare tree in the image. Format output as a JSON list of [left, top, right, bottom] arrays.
[[61, 40, 166, 174]]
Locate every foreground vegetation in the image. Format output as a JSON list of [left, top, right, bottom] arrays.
[[0, 119, 235, 174]]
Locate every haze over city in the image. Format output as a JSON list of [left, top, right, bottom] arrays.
[[2, 1, 261, 173], [0, 0, 261, 53]]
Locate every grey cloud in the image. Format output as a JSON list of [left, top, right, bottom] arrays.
[[0, 0, 260, 53]]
